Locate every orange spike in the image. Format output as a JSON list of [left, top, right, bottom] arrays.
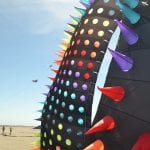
[[54, 60, 62, 65], [32, 147, 40, 150], [51, 68, 59, 74], [56, 52, 64, 58], [85, 115, 115, 135], [48, 77, 55, 81], [83, 140, 104, 150]]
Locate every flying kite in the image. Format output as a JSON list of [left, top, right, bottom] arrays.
[[32, 80, 38, 83], [32, 0, 150, 150]]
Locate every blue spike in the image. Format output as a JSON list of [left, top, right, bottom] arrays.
[[80, 0, 90, 5], [75, 7, 86, 16], [70, 15, 81, 23], [121, 0, 139, 9], [116, 0, 140, 24]]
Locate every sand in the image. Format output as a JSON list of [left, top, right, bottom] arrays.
[[0, 126, 40, 150]]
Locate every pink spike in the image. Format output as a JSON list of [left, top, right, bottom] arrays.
[[51, 68, 59, 74], [48, 77, 55, 81]]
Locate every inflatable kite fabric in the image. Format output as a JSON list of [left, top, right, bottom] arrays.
[[32, 0, 150, 150]]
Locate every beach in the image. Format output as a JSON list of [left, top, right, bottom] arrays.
[[0, 126, 40, 150]]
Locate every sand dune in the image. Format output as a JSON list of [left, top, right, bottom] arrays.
[[0, 126, 40, 150]]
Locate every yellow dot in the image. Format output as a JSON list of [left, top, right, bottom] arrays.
[[57, 135, 62, 141], [84, 40, 90, 46], [97, 8, 104, 14], [44, 132, 46, 138], [58, 123, 63, 130], [88, 8, 93, 14], [66, 139, 72, 146], [80, 29, 84, 35], [43, 141, 45, 147], [84, 19, 89, 24], [49, 139, 53, 145], [92, 18, 99, 24], [98, 30, 104, 37], [50, 129, 54, 135], [103, 20, 110, 27]]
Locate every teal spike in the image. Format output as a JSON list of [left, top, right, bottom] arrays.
[[121, 0, 139, 9], [75, 7, 86, 16], [38, 102, 45, 105], [116, 0, 140, 24], [37, 110, 42, 113], [70, 15, 81, 24], [80, 0, 90, 5]]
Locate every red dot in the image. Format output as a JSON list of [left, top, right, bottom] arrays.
[[74, 50, 78, 55], [81, 50, 87, 57], [87, 62, 94, 69], [78, 61, 84, 67], [76, 39, 81, 45], [84, 73, 90, 80], [66, 60, 69, 65]]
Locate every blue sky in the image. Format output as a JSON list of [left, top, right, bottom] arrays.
[[0, 0, 80, 126]]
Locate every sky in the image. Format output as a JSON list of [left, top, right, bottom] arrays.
[[0, 0, 81, 126]]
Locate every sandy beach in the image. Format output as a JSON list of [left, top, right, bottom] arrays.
[[0, 126, 40, 150]]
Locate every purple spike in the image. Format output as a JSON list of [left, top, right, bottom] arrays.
[[108, 48, 133, 72], [89, 0, 95, 3], [45, 85, 51, 89], [80, 1, 90, 8], [43, 93, 49, 97], [115, 20, 139, 45]]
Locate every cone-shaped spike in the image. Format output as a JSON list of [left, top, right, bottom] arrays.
[[45, 85, 51, 89], [32, 147, 40, 150], [80, 0, 90, 4], [54, 60, 62, 65], [51, 68, 59, 74], [48, 77, 55, 81], [132, 133, 150, 150], [115, 0, 140, 24], [85, 115, 115, 135], [115, 20, 139, 45], [37, 110, 42, 113], [42, 93, 49, 96], [83, 140, 104, 150], [59, 42, 70, 50], [70, 15, 81, 24], [38, 101, 45, 105], [67, 23, 77, 30], [75, 7, 86, 16], [35, 118, 41, 121], [56, 52, 64, 58], [108, 48, 133, 72], [122, 0, 139, 9], [64, 30, 73, 37], [97, 86, 125, 102], [80, 1, 90, 9]]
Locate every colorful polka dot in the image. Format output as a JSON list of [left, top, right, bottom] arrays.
[[61, 102, 66, 108], [49, 139, 53, 145], [80, 95, 86, 102], [92, 18, 99, 24], [103, 20, 110, 27], [94, 41, 100, 48], [57, 135, 62, 141], [73, 82, 78, 88], [80, 29, 84, 35], [58, 123, 63, 130], [84, 73, 90, 80], [77, 61, 84, 67], [81, 50, 87, 56], [69, 104, 75, 111], [84, 19, 89, 24], [64, 91, 68, 97], [79, 107, 85, 113], [90, 52, 97, 58], [82, 84, 88, 90], [60, 113, 64, 119], [87, 62, 94, 69], [97, 8, 104, 14], [75, 72, 80, 78], [84, 40, 90, 45], [88, 29, 94, 35], [66, 81, 70, 86], [50, 129, 54, 135], [66, 128, 72, 134], [71, 93, 76, 100], [78, 118, 84, 125], [68, 116, 73, 122], [88, 8, 93, 14], [66, 139, 72, 146], [98, 30, 104, 37]]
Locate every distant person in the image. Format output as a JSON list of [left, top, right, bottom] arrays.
[[9, 127, 12, 136], [2, 126, 5, 135]]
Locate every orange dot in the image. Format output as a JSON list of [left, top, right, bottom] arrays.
[[94, 41, 100, 48], [84, 73, 90, 80], [80, 29, 84, 35], [74, 50, 78, 55], [84, 40, 90, 46], [88, 29, 94, 35], [90, 52, 97, 58], [78, 61, 84, 67], [81, 50, 87, 56], [87, 63, 94, 69]]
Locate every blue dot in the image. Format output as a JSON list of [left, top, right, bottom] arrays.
[[60, 113, 64, 119], [78, 107, 85, 113], [54, 109, 57, 114], [109, 10, 115, 16], [49, 105, 52, 111], [78, 118, 84, 125], [66, 128, 72, 134], [58, 89, 62, 95], [66, 81, 70, 86], [68, 116, 73, 122], [51, 96, 55, 101], [71, 93, 76, 100], [69, 105, 74, 111], [56, 99, 59, 104], [61, 102, 66, 108], [77, 130, 83, 136], [64, 91, 68, 97]]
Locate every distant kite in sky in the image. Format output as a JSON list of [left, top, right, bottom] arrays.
[[32, 80, 38, 83], [32, 0, 150, 150]]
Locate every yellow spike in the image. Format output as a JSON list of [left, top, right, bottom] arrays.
[[34, 132, 41, 137], [59, 42, 70, 50], [67, 24, 75, 32], [32, 140, 40, 147], [64, 32, 72, 40]]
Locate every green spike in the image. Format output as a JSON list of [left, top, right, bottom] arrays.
[[37, 110, 42, 113], [75, 7, 86, 16]]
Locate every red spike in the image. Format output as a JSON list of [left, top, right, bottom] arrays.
[[83, 140, 104, 150], [48, 77, 55, 81], [32, 147, 40, 150], [85, 115, 115, 135], [97, 86, 125, 102], [51, 68, 59, 74], [54, 60, 62, 65], [132, 133, 150, 150]]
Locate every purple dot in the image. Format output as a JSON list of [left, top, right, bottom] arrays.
[[68, 70, 72, 76], [61, 79, 64, 84], [80, 95, 86, 102], [82, 84, 88, 91], [73, 82, 78, 88], [54, 87, 58, 92], [75, 72, 80, 78], [57, 78, 60, 83], [63, 70, 66, 75], [71, 60, 75, 66]]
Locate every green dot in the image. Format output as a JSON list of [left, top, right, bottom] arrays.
[[71, 93, 76, 100], [49, 105, 52, 111], [66, 80, 70, 86], [57, 135, 62, 141], [49, 139, 53, 145], [56, 99, 59, 104], [66, 139, 72, 146], [64, 91, 68, 97], [78, 107, 85, 113], [58, 123, 63, 130], [43, 141, 45, 147], [51, 96, 55, 101], [58, 89, 62, 95], [44, 132, 46, 138]]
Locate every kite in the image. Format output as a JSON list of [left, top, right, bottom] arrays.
[[32, 0, 150, 149]]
